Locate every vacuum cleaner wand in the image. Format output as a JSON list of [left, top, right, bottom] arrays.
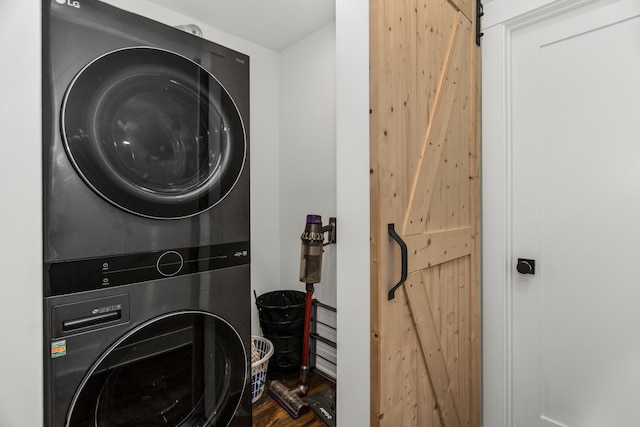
[[297, 282, 314, 395]]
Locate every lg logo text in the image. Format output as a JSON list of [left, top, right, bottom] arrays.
[[56, 0, 80, 8]]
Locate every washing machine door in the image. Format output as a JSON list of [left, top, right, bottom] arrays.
[[61, 47, 246, 219], [66, 311, 247, 427]]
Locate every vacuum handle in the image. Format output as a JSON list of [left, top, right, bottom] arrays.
[[387, 223, 408, 300]]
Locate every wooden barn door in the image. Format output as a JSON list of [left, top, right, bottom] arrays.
[[370, 0, 481, 425]]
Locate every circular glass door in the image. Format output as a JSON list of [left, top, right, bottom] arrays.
[[66, 311, 247, 427], [61, 47, 246, 219]]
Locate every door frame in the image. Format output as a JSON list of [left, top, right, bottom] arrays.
[[335, 1, 371, 426], [481, 0, 608, 426]]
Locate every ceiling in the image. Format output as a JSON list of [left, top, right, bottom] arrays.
[[145, 0, 336, 52]]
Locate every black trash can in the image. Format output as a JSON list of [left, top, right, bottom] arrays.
[[255, 290, 306, 372]]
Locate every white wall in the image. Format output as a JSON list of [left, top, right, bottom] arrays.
[[274, 7, 373, 420], [279, 21, 336, 309], [0, 2, 43, 425], [278, 21, 338, 376]]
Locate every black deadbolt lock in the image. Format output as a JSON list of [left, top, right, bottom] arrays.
[[517, 258, 535, 275]]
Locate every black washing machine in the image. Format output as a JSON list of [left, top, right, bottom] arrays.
[[42, 0, 251, 425]]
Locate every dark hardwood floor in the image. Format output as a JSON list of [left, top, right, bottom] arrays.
[[252, 370, 334, 427]]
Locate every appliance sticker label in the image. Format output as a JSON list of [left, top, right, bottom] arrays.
[[51, 340, 67, 358]]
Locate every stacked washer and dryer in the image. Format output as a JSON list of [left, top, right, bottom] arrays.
[[42, 0, 251, 425]]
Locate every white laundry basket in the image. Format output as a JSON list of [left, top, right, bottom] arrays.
[[251, 335, 274, 403]]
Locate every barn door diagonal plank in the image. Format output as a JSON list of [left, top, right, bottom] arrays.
[[403, 13, 469, 237], [404, 273, 462, 427], [448, 0, 473, 22]]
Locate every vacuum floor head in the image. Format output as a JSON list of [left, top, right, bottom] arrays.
[[267, 380, 309, 419]]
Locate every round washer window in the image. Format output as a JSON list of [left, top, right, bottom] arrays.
[[66, 311, 247, 427], [62, 47, 246, 219]]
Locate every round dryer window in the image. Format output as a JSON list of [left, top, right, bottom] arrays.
[[66, 311, 247, 426], [61, 47, 246, 219]]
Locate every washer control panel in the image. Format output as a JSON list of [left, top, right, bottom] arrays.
[[46, 241, 250, 296], [156, 251, 184, 277]]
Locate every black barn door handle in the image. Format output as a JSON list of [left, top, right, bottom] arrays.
[[388, 223, 408, 300]]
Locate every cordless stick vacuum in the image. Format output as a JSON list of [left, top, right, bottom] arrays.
[[268, 214, 336, 419]]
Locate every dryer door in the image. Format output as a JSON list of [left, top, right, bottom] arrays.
[[61, 47, 246, 219], [66, 311, 247, 427]]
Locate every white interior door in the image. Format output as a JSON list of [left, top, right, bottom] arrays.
[[510, 1, 640, 426]]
